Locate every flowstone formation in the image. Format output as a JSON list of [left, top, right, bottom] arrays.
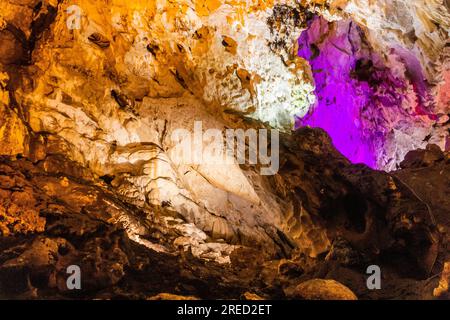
[[0, 0, 449, 300]]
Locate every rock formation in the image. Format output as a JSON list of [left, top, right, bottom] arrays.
[[0, 0, 448, 300]]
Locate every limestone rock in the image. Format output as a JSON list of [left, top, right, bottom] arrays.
[[147, 293, 199, 300], [292, 279, 358, 300], [0, 0, 448, 301], [400, 144, 445, 169], [433, 262, 450, 299], [242, 292, 265, 300]]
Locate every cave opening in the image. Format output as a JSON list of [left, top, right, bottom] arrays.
[[295, 16, 434, 170]]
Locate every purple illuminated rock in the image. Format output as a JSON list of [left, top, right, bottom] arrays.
[[296, 17, 440, 170]]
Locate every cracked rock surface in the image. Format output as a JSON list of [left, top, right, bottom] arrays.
[[0, 0, 449, 299]]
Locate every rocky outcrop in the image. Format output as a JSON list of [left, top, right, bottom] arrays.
[[0, 156, 270, 299], [0, 133, 447, 299], [277, 128, 440, 277], [0, 0, 448, 300], [297, 15, 448, 170], [291, 279, 357, 300], [434, 262, 450, 299]]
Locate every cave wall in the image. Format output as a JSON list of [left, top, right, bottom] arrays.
[[0, 0, 448, 299], [0, 0, 335, 261], [297, 15, 448, 170], [0, 0, 447, 262], [0, 1, 448, 170]]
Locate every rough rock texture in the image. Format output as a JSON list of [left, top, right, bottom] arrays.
[[0, 135, 447, 299], [334, 0, 450, 84], [0, 0, 448, 300], [291, 279, 357, 300], [297, 15, 448, 170]]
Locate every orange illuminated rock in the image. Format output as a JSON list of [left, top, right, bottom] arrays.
[[292, 279, 358, 300], [0, 0, 448, 301]]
